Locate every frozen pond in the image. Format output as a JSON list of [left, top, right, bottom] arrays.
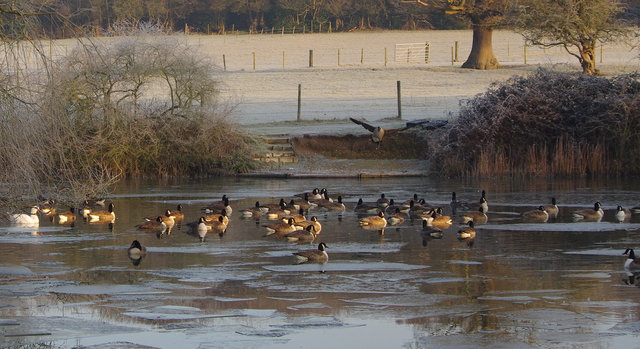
[[2, 176, 640, 348]]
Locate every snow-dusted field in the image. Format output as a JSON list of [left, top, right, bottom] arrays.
[[183, 30, 637, 125]]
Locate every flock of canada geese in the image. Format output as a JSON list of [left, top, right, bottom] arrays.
[[6, 189, 640, 268]]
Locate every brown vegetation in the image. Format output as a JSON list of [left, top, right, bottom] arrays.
[[433, 69, 640, 177], [292, 131, 429, 159]]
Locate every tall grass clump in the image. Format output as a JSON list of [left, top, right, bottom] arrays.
[[0, 21, 257, 208], [433, 69, 640, 177]]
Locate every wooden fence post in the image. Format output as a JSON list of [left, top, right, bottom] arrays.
[[397, 80, 402, 120], [252, 52, 256, 70], [454, 41, 459, 62], [338, 49, 341, 66], [223, 54, 227, 71], [385, 48, 388, 67], [309, 49, 314, 67], [297, 84, 302, 122]]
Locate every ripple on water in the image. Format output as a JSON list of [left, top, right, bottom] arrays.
[[481, 222, 640, 232], [263, 260, 427, 273]]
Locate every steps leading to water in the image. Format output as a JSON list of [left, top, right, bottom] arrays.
[[253, 134, 299, 165]]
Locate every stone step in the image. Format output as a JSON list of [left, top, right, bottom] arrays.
[[264, 137, 290, 145], [254, 134, 299, 165], [269, 144, 293, 151], [253, 156, 299, 164], [264, 151, 295, 158]]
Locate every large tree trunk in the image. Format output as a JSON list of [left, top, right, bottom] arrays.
[[579, 40, 598, 75], [462, 27, 499, 70]]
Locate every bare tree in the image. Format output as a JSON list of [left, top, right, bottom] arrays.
[[513, 0, 632, 75], [401, 0, 515, 70]]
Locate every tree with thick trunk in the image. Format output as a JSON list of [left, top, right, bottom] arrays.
[[402, 0, 514, 70], [513, 0, 631, 75]]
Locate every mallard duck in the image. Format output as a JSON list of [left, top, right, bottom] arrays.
[[354, 198, 379, 214], [293, 242, 328, 264], [461, 206, 488, 224], [88, 203, 115, 223], [294, 216, 322, 234], [572, 202, 604, 221], [9, 206, 39, 225], [264, 218, 297, 237], [543, 198, 559, 219], [286, 225, 319, 242], [624, 248, 640, 269], [616, 205, 632, 222], [522, 206, 549, 223], [57, 207, 76, 225], [359, 211, 387, 228], [457, 221, 476, 240]]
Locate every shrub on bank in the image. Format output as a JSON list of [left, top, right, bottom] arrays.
[[433, 69, 640, 177], [0, 27, 258, 205]]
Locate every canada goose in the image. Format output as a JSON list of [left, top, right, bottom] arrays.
[[282, 208, 306, 224], [319, 195, 345, 211], [422, 219, 444, 239], [265, 218, 297, 237], [9, 206, 40, 225], [461, 206, 488, 224], [240, 201, 265, 217], [310, 190, 334, 206], [387, 208, 405, 225], [292, 193, 317, 211], [293, 242, 328, 264], [479, 190, 488, 212], [203, 195, 232, 216], [624, 248, 640, 269], [522, 206, 549, 223], [286, 224, 318, 242], [376, 194, 390, 208], [450, 192, 470, 214], [128, 240, 147, 257], [260, 198, 287, 212], [402, 193, 421, 206], [543, 198, 559, 219], [39, 199, 56, 216], [136, 216, 167, 234], [170, 204, 185, 222], [457, 220, 476, 239], [295, 216, 322, 234], [429, 208, 453, 229], [80, 201, 92, 220], [266, 201, 291, 220], [198, 215, 227, 242], [408, 200, 432, 218], [86, 196, 106, 207], [205, 209, 229, 226], [616, 205, 632, 222], [385, 199, 410, 214], [359, 211, 387, 228], [572, 202, 604, 222], [57, 207, 76, 225], [349, 117, 387, 148], [354, 198, 379, 214], [295, 188, 322, 200], [88, 203, 115, 223], [145, 210, 175, 230]]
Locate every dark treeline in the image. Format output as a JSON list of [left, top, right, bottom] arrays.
[[37, 0, 466, 38]]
